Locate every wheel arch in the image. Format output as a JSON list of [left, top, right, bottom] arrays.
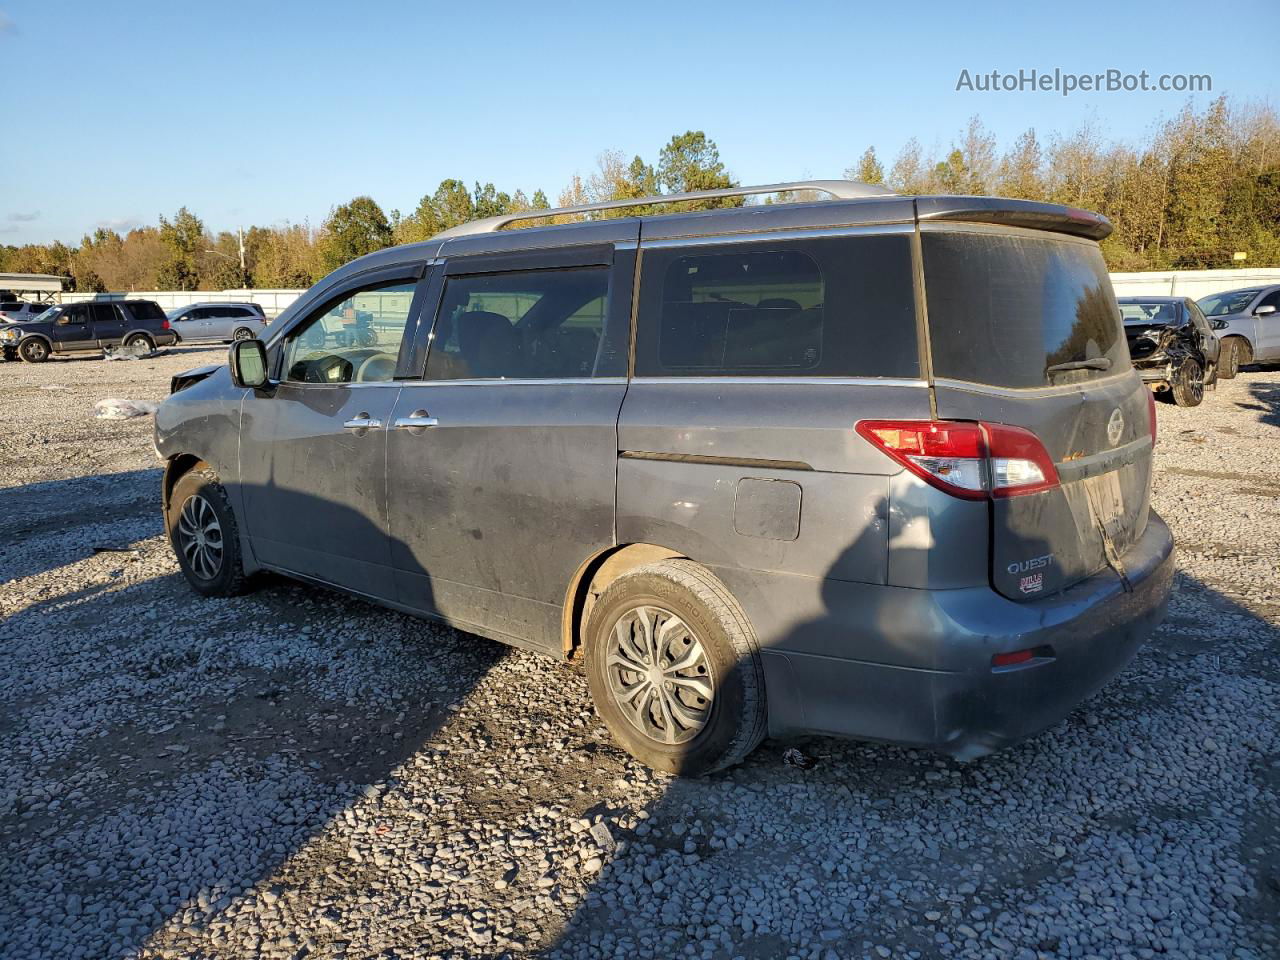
[[1223, 334, 1253, 363], [561, 542, 686, 658], [162, 454, 209, 515], [18, 332, 53, 353]]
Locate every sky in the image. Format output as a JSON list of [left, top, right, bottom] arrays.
[[2, 0, 1278, 246]]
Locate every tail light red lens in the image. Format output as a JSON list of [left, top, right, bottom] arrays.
[[161, 319, 170, 330], [856, 419, 1060, 500], [1146, 390, 1157, 444]]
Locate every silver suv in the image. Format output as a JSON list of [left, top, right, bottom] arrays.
[[155, 181, 1175, 775], [1196, 284, 1280, 370]]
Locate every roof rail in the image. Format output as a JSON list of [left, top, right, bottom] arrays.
[[431, 179, 896, 239]]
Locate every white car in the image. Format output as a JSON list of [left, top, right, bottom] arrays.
[[0, 301, 52, 323], [167, 302, 268, 343]]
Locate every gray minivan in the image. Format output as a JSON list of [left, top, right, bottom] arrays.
[[155, 181, 1174, 775]]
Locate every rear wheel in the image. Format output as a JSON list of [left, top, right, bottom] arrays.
[[584, 559, 766, 776], [124, 333, 155, 352], [233, 326, 255, 342], [18, 338, 49, 363], [1218, 339, 1240, 379], [1171, 358, 1205, 407], [167, 468, 250, 597]]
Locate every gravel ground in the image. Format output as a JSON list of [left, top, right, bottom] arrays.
[[0, 348, 1276, 960]]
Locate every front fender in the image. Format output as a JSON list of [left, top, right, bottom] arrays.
[[154, 365, 245, 485], [155, 366, 258, 573]]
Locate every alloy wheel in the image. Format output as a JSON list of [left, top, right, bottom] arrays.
[[605, 604, 714, 745], [176, 494, 223, 580]]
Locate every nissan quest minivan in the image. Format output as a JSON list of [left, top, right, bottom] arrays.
[[155, 181, 1174, 775]]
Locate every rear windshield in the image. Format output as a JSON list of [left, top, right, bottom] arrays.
[[923, 231, 1127, 388]]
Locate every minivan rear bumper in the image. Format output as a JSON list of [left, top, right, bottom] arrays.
[[754, 511, 1175, 758]]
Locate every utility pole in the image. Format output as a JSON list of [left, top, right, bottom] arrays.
[[237, 226, 247, 289]]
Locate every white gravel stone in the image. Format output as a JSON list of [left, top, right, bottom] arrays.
[[0, 349, 1276, 960]]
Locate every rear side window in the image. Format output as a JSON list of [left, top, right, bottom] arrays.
[[634, 234, 918, 378], [126, 301, 166, 322], [923, 232, 1127, 388], [426, 266, 612, 380]]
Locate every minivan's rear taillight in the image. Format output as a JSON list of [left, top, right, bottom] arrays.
[[856, 420, 1060, 500], [161, 319, 170, 329]]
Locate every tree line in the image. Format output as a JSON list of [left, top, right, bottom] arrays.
[[3, 99, 1277, 293]]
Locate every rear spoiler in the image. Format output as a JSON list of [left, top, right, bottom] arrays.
[[915, 196, 1112, 242]]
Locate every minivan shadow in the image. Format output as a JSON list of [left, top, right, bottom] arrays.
[[0, 480, 510, 959], [538, 566, 1278, 959]]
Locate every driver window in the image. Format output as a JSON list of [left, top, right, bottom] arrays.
[[283, 280, 418, 384]]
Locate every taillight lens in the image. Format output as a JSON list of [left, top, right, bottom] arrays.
[[161, 319, 170, 329], [1146, 390, 1157, 444], [856, 419, 1060, 500]]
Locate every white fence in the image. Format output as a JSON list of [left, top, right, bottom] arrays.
[[1109, 268, 1280, 300], [60, 289, 303, 318], [49, 268, 1280, 318]]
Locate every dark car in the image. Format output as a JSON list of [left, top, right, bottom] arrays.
[[1117, 296, 1224, 406], [0, 299, 178, 362], [155, 180, 1173, 775]]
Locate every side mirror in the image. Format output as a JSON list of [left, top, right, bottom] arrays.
[[229, 338, 270, 389], [1255, 304, 1276, 317]]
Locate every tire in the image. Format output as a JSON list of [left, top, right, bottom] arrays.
[[584, 559, 766, 776], [1218, 339, 1240, 379], [18, 338, 50, 363], [232, 327, 254, 342], [124, 333, 155, 352], [1171, 358, 1205, 407], [166, 467, 250, 597]]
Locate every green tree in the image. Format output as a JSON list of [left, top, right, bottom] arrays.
[[657, 131, 738, 208], [156, 207, 205, 290], [318, 196, 392, 273], [846, 146, 884, 184]]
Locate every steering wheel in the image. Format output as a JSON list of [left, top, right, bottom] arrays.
[[355, 353, 397, 383]]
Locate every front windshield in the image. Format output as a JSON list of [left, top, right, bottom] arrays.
[[30, 306, 60, 323], [1198, 289, 1260, 317]]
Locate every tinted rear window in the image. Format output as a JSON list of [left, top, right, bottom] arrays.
[[923, 232, 1127, 388], [635, 234, 919, 378], [125, 301, 166, 322]]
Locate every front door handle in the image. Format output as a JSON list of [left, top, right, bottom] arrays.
[[343, 414, 382, 430], [393, 410, 439, 429]]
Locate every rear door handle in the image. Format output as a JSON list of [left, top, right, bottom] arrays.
[[343, 415, 382, 430], [393, 410, 439, 429]]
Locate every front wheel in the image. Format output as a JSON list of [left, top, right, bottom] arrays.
[[584, 559, 766, 776], [1171, 358, 1205, 407], [18, 338, 49, 363], [167, 468, 250, 597], [1218, 340, 1240, 379]]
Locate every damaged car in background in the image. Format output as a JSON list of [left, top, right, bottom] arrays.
[[1117, 296, 1225, 407]]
